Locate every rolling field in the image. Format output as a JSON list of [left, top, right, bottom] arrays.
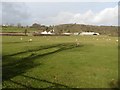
[[2, 35, 118, 88]]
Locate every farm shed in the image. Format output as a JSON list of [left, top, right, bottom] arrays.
[[41, 31, 55, 35], [80, 32, 100, 35]]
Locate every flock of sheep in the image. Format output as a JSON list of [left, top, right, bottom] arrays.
[[20, 36, 118, 43], [20, 37, 32, 42]]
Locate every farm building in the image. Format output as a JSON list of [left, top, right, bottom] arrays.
[[80, 32, 100, 35], [2, 24, 9, 26], [73, 33, 80, 35], [41, 31, 55, 35], [62, 33, 72, 35]]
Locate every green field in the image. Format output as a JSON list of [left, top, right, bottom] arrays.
[[2, 35, 118, 88]]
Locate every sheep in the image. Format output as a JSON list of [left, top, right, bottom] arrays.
[[20, 37, 23, 40], [28, 39, 32, 42], [116, 40, 118, 42]]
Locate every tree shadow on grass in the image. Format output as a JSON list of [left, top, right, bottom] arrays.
[[8, 74, 71, 89], [2, 56, 41, 82], [3, 43, 76, 57], [3, 41, 27, 44], [3, 43, 83, 83], [22, 75, 70, 88]]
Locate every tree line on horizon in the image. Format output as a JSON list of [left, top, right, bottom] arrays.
[[2, 23, 118, 36]]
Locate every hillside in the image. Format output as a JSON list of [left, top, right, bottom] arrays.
[[1, 24, 118, 36], [54, 24, 118, 36]]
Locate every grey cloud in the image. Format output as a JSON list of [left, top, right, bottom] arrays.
[[0, 2, 2, 25], [2, 2, 30, 25]]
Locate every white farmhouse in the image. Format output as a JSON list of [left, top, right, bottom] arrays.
[[74, 33, 79, 35], [41, 31, 48, 34], [62, 33, 72, 35], [80, 32, 99, 35], [41, 31, 55, 35]]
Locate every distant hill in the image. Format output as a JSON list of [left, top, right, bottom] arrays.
[[53, 24, 118, 36], [1, 23, 118, 36]]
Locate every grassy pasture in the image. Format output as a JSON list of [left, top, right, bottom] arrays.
[[2, 35, 118, 88]]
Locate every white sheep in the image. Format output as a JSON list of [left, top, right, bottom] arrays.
[[20, 37, 23, 40], [28, 39, 32, 42], [116, 40, 118, 42]]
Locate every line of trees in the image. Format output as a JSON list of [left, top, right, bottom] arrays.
[[2, 23, 118, 36]]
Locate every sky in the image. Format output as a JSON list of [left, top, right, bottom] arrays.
[[1, 1, 119, 26]]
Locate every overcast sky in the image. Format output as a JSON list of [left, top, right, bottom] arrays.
[[1, 2, 118, 26]]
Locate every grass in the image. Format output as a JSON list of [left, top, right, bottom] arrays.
[[2, 35, 118, 88]]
